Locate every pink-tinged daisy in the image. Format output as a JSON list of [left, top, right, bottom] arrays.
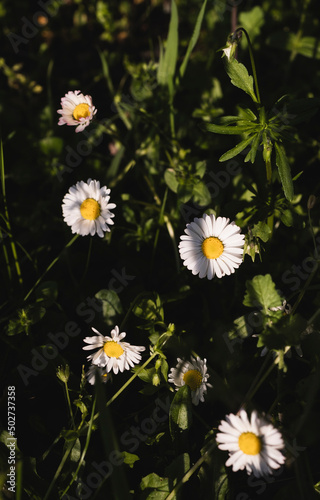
[[62, 179, 116, 237], [168, 356, 212, 405], [216, 409, 286, 477], [83, 326, 146, 375], [179, 213, 245, 279], [57, 90, 97, 132]]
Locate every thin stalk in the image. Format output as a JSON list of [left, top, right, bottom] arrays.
[[24, 234, 79, 301], [79, 237, 93, 287], [1, 138, 23, 287], [61, 397, 96, 497], [235, 27, 261, 106], [166, 441, 218, 500], [241, 351, 274, 407], [64, 379, 75, 429], [43, 440, 75, 500]]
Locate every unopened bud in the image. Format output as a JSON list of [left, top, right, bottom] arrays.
[[307, 195, 316, 210]]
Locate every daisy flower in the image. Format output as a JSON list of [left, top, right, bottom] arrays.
[[85, 365, 111, 386], [83, 326, 146, 375], [57, 90, 97, 132], [216, 409, 286, 477], [168, 356, 212, 405], [62, 179, 116, 237], [179, 213, 245, 279]]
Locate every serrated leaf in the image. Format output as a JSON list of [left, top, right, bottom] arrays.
[[178, 0, 207, 80], [225, 58, 258, 102], [219, 134, 255, 162], [275, 142, 294, 201], [243, 274, 282, 314], [169, 385, 192, 438]]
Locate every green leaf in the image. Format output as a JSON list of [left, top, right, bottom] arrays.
[[164, 168, 179, 193], [267, 31, 320, 59], [252, 221, 272, 242], [140, 472, 170, 492], [225, 58, 258, 102], [165, 452, 190, 484], [258, 313, 307, 351], [206, 123, 257, 135], [133, 297, 164, 321], [243, 274, 282, 314], [35, 281, 58, 308], [157, 0, 178, 90], [39, 136, 64, 156], [192, 180, 211, 206], [178, 0, 207, 81], [244, 131, 261, 163], [95, 289, 123, 325], [239, 7, 265, 48], [219, 134, 255, 162], [122, 451, 140, 468], [275, 142, 294, 201], [70, 438, 81, 463], [169, 385, 192, 439]]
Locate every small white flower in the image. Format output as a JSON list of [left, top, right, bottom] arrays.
[[57, 90, 97, 132], [222, 45, 232, 60], [168, 356, 212, 405], [86, 365, 110, 385], [62, 179, 116, 237], [216, 409, 286, 477], [83, 326, 146, 375], [179, 213, 245, 279]]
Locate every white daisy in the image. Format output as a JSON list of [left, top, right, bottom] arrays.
[[83, 326, 146, 375], [57, 90, 97, 132], [85, 365, 111, 385], [168, 356, 212, 406], [216, 409, 286, 477], [179, 213, 245, 279], [62, 179, 116, 237]]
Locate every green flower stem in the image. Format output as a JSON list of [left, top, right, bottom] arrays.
[[166, 441, 218, 500], [23, 233, 79, 302], [64, 379, 75, 429], [235, 27, 261, 106], [61, 397, 97, 497], [103, 351, 158, 411], [1, 139, 23, 288], [242, 351, 274, 407], [43, 440, 75, 500], [290, 261, 319, 316]]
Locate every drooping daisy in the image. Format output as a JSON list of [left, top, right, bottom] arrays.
[[57, 90, 97, 132], [62, 179, 116, 237], [179, 213, 245, 279], [168, 356, 212, 405], [85, 365, 111, 385], [216, 409, 286, 477], [83, 326, 146, 375]]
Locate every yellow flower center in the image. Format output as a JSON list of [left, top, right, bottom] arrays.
[[183, 369, 203, 391], [103, 341, 124, 358], [80, 198, 101, 220], [73, 103, 90, 121], [201, 237, 224, 259], [238, 432, 262, 455]]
